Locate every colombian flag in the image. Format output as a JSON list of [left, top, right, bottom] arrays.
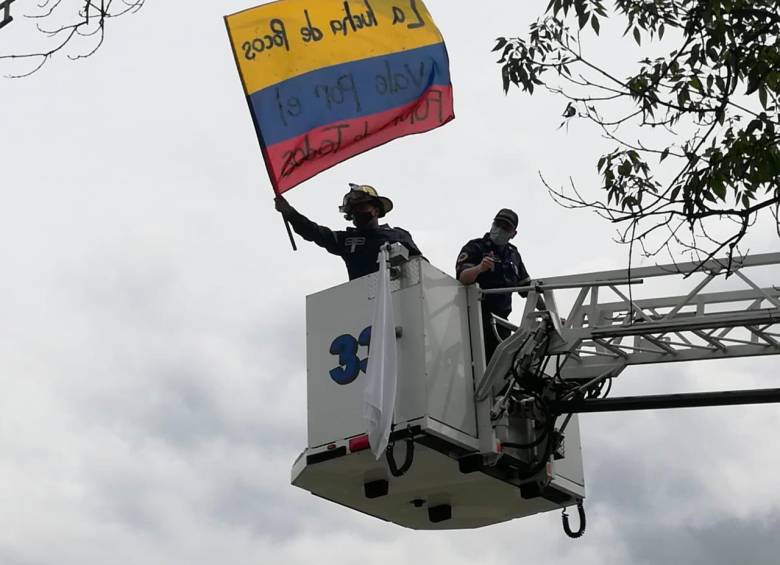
[[225, 0, 454, 193]]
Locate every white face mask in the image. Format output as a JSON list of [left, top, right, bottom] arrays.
[[489, 226, 512, 247]]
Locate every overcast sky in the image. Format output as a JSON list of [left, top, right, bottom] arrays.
[[1, 1, 779, 564]]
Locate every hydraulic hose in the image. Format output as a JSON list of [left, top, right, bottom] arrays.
[[562, 499, 587, 538], [386, 437, 415, 477]]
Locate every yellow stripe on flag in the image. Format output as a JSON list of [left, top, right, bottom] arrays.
[[225, 0, 444, 95]]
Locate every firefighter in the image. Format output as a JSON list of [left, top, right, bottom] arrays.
[[456, 208, 541, 361], [275, 184, 422, 281]]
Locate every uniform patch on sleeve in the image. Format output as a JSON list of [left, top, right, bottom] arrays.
[[457, 252, 469, 264]]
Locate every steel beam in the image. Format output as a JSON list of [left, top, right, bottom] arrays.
[[551, 388, 780, 413], [536, 252, 780, 287]]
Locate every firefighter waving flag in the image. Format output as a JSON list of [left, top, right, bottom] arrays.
[[225, 0, 454, 193]]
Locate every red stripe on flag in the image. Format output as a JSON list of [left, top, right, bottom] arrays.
[[267, 85, 454, 193]]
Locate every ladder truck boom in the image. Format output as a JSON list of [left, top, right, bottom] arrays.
[[292, 250, 780, 534]]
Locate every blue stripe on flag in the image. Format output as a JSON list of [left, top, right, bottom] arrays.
[[248, 42, 451, 146]]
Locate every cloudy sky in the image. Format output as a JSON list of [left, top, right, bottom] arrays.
[[1, 1, 779, 564]]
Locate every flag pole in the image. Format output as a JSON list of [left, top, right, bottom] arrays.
[[282, 215, 297, 251], [273, 189, 297, 251], [223, 17, 296, 252]]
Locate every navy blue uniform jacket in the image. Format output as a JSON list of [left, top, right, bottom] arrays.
[[286, 209, 422, 280], [455, 234, 531, 317]]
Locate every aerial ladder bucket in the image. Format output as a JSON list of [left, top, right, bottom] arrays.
[[291, 246, 584, 530]]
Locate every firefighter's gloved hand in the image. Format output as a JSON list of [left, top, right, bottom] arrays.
[[275, 195, 294, 217]]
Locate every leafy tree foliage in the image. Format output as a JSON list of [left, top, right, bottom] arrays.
[[497, 0, 780, 272], [0, 0, 145, 77]]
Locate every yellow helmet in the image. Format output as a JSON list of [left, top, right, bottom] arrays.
[[339, 183, 394, 219]]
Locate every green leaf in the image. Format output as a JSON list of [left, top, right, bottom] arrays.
[[658, 24, 665, 40], [660, 148, 670, 162], [712, 179, 727, 200], [768, 148, 780, 175], [591, 14, 600, 35], [633, 27, 641, 46], [759, 87, 768, 110], [492, 38, 508, 52], [746, 119, 763, 135], [578, 10, 589, 30], [745, 77, 761, 96]]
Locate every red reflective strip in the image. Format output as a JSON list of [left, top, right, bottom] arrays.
[[348, 434, 371, 453]]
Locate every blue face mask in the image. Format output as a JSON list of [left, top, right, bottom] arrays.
[[489, 226, 512, 247]]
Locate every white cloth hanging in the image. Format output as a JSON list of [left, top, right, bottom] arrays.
[[363, 245, 398, 460]]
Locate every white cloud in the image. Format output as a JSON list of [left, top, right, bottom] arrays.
[[1, 1, 778, 564]]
